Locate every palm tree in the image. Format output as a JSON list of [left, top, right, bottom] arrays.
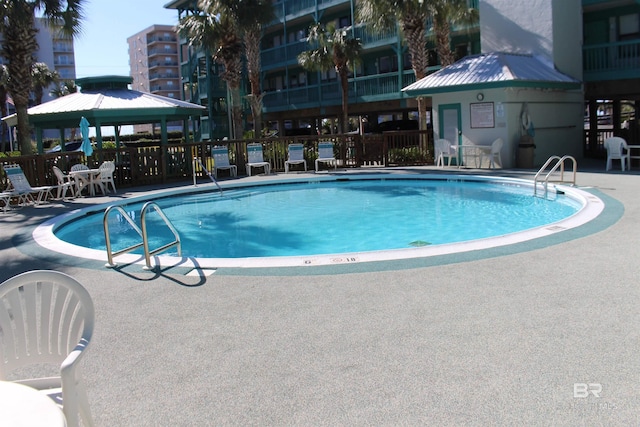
[[49, 79, 77, 98], [298, 23, 362, 134], [31, 62, 59, 105], [235, 0, 274, 137], [0, 0, 84, 155], [177, 0, 245, 140], [428, 0, 479, 67], [357, 0, 430, 130], [0, 65, 10, 151]]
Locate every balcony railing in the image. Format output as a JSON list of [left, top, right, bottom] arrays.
[[583, 40, 640, 81]]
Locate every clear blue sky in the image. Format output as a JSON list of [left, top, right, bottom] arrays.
[[74, 0, 179, 78]]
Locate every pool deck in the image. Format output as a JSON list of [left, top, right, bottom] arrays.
[[1, 162, 639, 425]]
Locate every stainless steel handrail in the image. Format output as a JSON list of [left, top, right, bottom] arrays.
[[193, 157, 223, 194], [103, 202, 181, 270], [533, 155, 577, 197]]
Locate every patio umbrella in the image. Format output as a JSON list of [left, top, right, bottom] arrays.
[[79, 116, 93, 157]]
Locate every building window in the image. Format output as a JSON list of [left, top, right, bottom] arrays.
[[168, 92, 175, 98], [338, 16, 351, 29], [619, 14, 640, 40]]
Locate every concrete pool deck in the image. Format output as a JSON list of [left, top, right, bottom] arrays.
[[1, 163, 639, 425]]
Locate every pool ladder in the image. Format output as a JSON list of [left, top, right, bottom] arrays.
[[533, 155, 577, 198], [103, 202, 181, 270]]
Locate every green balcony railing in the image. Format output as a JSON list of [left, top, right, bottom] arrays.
[[583, 40, 640, 81]]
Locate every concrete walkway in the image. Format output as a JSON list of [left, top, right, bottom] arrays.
[[1, 164, 638, 426]]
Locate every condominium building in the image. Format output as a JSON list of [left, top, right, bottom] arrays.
[[0, 17, 76, 105], [165, 0, 640, 160], [127, 24, 182, 133]]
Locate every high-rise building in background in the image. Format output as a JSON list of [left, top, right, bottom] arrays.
[[127, 24, 182, 133]]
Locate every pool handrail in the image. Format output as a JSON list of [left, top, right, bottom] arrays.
[[533, 155, 577, 198]]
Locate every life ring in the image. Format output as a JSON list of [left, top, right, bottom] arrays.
[[521, 111, 531, 130]]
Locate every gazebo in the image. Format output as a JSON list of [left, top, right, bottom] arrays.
[[2, 76, 206, 153]]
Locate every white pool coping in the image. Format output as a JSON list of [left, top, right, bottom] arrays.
[[32, 174, 604, 269]]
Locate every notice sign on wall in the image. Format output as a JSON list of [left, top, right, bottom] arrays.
[[470, 102, 495, 128]]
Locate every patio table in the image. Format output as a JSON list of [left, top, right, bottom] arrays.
[[0, 381, 67, 426], [453, 145, 492, 168], [69, 168, 104, 197]]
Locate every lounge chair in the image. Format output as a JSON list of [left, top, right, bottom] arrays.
[[434, 138, 456, 167], [285, 143, 307, 173], [245, 143, 271, 176], [0, 191, 11, 212], [604, 136, 630, 171], [315, 141, 337, 172], [0, 270, 95, 427], [2, 164, 54, 205], [52, 166, 77, 199], [212, 146, 237, 179]]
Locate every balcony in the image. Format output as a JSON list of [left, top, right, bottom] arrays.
[[583, 40, 640, 81], [262, 40, 307, 70], [272, 0, 349, 21], [263, 71, 415, 111]]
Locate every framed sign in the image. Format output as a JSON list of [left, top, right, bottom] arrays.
[[470, 102, 495, 128]]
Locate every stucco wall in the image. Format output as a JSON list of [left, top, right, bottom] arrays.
[[480, 0, 583, 80], [432, 88, 583, 168]]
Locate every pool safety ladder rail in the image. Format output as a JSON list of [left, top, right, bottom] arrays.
[[193, 157, 223, 194], [533, 155, 577, 198], [103, 201, 181, 270]]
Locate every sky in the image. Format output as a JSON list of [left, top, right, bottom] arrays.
[[74, 0, 179, 79]]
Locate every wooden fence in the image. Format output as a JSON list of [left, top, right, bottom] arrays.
[[0, 131, 434, 191]]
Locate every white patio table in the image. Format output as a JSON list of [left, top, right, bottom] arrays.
[[452, 144, 492, 168], [69, 168, 103, 197], [0, 381, 67, 426]]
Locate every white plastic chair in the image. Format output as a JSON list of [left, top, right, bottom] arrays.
[[2, 164, 55, 205], [480, 138, 504, 169], [604, 136, 630, 171], [52, 166, 76, 199], [315, 141, 337, 172], [285, 143, 307, 173], [212, 146, 237, 178], [245, 143, 271, 176], [0, 270, 95, 427], [434, 138, 456, 167], [98, 161, 117, 193]]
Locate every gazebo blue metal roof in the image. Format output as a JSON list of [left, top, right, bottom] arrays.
[[402, 52, 581, 96]]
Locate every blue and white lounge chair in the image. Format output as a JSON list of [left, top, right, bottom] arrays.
[[315, 141, 337, 172], [285, 143, 307, 173], [2, 164, 54, 205], [212, 146, 237, 179], [245, 143, 271, 176]]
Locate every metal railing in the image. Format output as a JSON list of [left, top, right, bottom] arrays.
[[533, 155, 577, 198], [103, 202, 181, 270]]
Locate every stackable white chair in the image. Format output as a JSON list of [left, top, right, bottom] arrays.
[[212, 146, 237, 178], [98, 161, 117, 193], [604, 136, 630, 171], [52, 166, 77, 199], [481, 138, 504, 169], [434, 139, 456, 167], [245, 143, 271, 176], [315, 141, 337, 172], [285, 143, 307, 173], [0, 270, 95, 427]]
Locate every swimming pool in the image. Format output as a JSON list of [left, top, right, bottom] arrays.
[[34, 173, 604, 269]]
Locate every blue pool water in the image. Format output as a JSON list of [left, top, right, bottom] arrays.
[[53, 178, 582, 259]]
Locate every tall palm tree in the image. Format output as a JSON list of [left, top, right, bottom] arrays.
[[428, 0, 479, 67], [357, 0, 430, 130], [177, 0, 245, 140], [0, 0, 85, 155], [298, 23, 362, 134], [235, 0, 274, 137], [31, 62, 59, 105]]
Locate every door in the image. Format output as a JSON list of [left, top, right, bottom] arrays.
[[439, 103, 462, 164]]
